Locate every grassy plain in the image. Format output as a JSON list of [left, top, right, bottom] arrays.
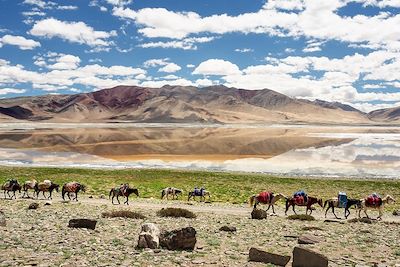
[[1, 166, 399, 210]]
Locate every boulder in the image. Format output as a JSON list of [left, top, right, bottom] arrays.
[[28, 203, 39, 209], [292, 246, 328, 267], [251, 209, 267, 220], [249, 247, 290, 266], [137, 223, 160, 249], [68, 219, 97, 230], [219, 226, 237, 232], [393, 210, 400, 216], [298, 234, 324, 244], [160, 227, 196, 251], [0, 211, 6, 227], [44, 201, 52, 206]]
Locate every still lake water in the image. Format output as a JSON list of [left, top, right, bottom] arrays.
[[0, 123, 399, 179]]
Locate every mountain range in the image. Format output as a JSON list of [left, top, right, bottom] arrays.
[[0, 85, 398, 124]]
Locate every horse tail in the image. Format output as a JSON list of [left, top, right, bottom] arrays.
[[109, 188, 113, 199], [249, 195, 256, 207]]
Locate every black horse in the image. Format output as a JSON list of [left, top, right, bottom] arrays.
[[324, 198, 362, 219]]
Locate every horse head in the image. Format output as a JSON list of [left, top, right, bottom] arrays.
[[53, 183, 60, 192], [80, 184, 86, 193], [384, 195, 396, 204], [129, 188, 139, 197]]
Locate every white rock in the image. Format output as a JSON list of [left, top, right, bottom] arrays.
[[137, 223, 160, 249]]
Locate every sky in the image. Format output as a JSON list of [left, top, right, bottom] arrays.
[[0, 0, 400, 112]]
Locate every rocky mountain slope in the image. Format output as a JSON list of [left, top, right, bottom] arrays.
[[0, 85, 395, 124]]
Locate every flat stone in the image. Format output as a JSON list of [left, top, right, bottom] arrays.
[[68, 219, 97, 230], [324, 219, 344, 224], [219, 226, 237, 232], [298, 234, 324, 244], [293, 246, 328, 267], [249, 247, 291, 266]]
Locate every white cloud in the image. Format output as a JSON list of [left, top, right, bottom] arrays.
[[112, 2, 400, 51], [186, 64, 195, 68], [47, 55, 81, 70], [0, 35, 41, 50], [162, 74, 179, 80], [303, 40, 325, 53], [0, 88, 26, 95], [29, 18, 115, 47], [139, 36, 215, 50], [143, 58, 169, 68], [234, 48, 253, 53], [140, 78, 193, 88], [195, 78, 215, 87], [193, 59, 242, 76], [158, 63, 181, 73], [23, 0, 78, 10]]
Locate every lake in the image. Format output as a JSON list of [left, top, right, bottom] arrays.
[[0, 123, 399, 179]]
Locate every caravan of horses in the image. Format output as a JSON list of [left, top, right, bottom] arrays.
[[1, 178, 396, 220]]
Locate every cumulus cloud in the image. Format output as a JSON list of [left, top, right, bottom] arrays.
[[193, 59, 242, 76], [0, 88, 26, 95], [112, 2, 400, 51], [143, 58, 169, 68], [29, 18, 115, 47], [158, 63, 181, 73], [0, 35, 40, 50], [47, 55, 81, 70]]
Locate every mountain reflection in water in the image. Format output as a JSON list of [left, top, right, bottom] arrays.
[[0, 125, 399, 178]]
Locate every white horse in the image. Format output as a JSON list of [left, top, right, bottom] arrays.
[[161, 187, 183, 200], [358, 195, 396, 220], [249, 192, 287, 214]]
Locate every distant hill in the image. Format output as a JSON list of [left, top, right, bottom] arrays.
[[368, 106, 400, 122], [0, 85, 395, 124]]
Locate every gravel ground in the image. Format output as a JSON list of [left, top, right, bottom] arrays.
[[1, 196, 399, 267]]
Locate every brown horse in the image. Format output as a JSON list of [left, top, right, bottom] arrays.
[[109, 186, 139, 205], [62, 182, 86, 201], [22, 179, 37, 198], [34, 181, 59, 200], [285, 196, 323, 215], [249, 192, 287, 214], [1, 179, 21, 199]]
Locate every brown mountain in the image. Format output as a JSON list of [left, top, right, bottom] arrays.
[[368, 106, 400, 122], [0, 85, 390, 124]]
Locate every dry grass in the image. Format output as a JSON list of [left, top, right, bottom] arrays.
[[156, 207, 196, 219], [102, 210, 146, 219], [287, 214, 315, 221]]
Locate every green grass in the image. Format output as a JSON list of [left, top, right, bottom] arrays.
[[0, 166, 399, 210]]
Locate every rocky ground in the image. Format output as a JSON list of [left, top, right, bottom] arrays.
[[1, 196, 399, 267]]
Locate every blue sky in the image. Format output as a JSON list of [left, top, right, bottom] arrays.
[[0, 0, 400, 112]]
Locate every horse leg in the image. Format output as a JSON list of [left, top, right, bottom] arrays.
[[266, 204, 271, 212], [117, 195, 120, 205], [48, 190, 52, 200], [378, 208, 383, 220], [111, 194, 114, 204], [325, 205, 330, 218], [332, 206, 339, 219], [363, 209, 369, 219], [125, 196, 129, 205], [345, 208, 350, 219], [75, 192, 78, 201], [292, 205, 297, 215]]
